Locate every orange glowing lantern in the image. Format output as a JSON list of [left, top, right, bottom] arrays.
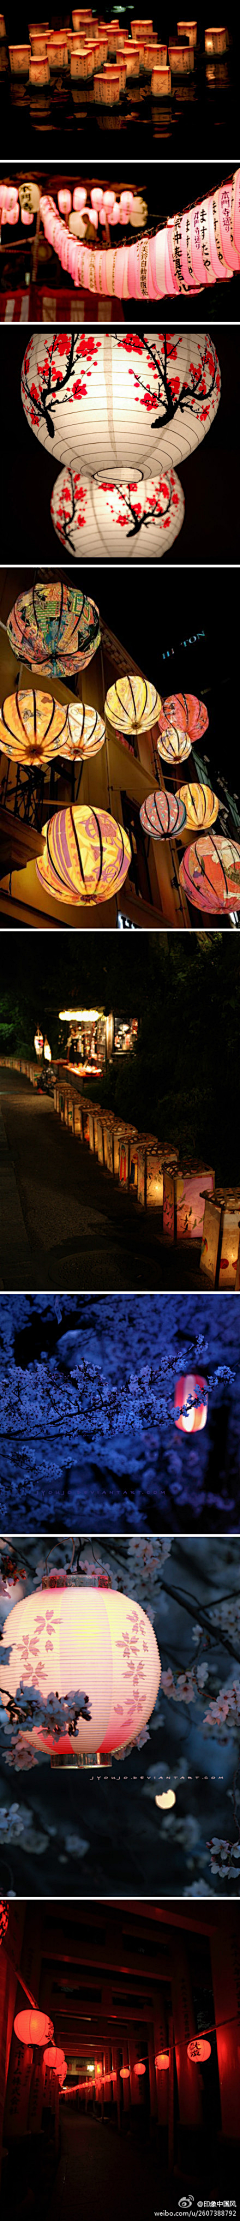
[[14, 2010, 54, 2046], [0, 689, 67, 765], [187, 2038, 211, 2062], [43, 2047, 66, 2072], [134, 2062, 146, 2076], [36, 806, 131, 907], [120, 2065, 130, 2078], [155, 2052, 170, 2070], [174, 1374, 208, 1433]]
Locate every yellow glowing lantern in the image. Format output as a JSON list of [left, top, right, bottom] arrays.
[[176, 782, 219, 830], [36, 806, 131, 907], [157, 724, 192, 766], [0, 689, 67, 764], [1, 1584, 161, 1759], [104, 676, 162, 735], [60, 703, 106, 761]]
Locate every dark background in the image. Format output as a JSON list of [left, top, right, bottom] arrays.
[[1, 324, 240, 562], [0, 17, 239, 158]]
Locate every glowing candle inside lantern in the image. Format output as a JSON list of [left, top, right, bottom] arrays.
[[205, 28, 227, 55], [9, 44, 30, 73], [29, 54, 49, 85], [169, 40, 195, 73], [151, 63, 171, 96]]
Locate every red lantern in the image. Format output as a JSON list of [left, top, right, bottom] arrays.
[[174, 1373, 208, 1434], [0, 1903, 9, 1945], [155, 2052, 170, 2070], [179, 833, 240, 914], [14, 2010, 54, 2046], [43, 2046, 66, 2072], [120, 2065, 130, 2078], [187, 2038, 211, 2062], [134, 2062, 146, 2076]]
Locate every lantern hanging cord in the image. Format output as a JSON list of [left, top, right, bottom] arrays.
[[59, 2010, 240, 2087]]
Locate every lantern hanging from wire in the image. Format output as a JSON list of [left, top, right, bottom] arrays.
[[187, 2038, 211, 2063], [157, 725, 192, 766], [139, 789, 186, 838], [104, 675, 162, 735], [120, 2065, 130, 2078], [1, 1585, 161, 1759], [50, 464, 184, 562], [134, 2062, 146, 2076], [155, 2052, 170, 2070], [179, 834, 240, 912], [176, 782, 219, 830], [0, 689, 68, 765], [158, 693, 209, 745], [21, 330, 220, 481], [174, 1373, 208, 1433], [43, 2047, 66, 2073], [60, 702, 105, 761], [14, 2011, 54, 2046], [36, 806, 132, 907], [6, 582, 101, 678]]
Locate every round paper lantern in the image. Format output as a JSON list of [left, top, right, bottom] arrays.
[[0, 689, 67, 765], [155, 2052, 170, 2069], [174, 1373, 208, 1433], [157, 725, 192, 766], [140, 790, 186, 838], [158, 693, 209, 745], [187, 2039, 211, 2063], [134, 2062, 146, 2076], [176, 782, 219, 831], [104, 676, 162, 735], [58, 191, 72, 216], [1, 1586, 161, 1757], [50, 464, 184, 562], [14, 2011, 54, 2046], [21, 331, 220, 482], [36, 806, 131, 907], [120, 2065, 130, 2078], [179, 835, 240, 913], [60, 703, 105, 762], [6, 583, 100, 679], [43, 2047, 66, 2071]]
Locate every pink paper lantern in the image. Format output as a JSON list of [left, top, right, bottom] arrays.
[[73, 188, 87, 210], [58, 191, 72, 216], [1, 1585, 161, 1758], [21, 209, 34, 227]]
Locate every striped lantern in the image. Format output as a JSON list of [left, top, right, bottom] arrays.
[[158, 692, 209, 743], [0, 689, 67, 765], [6, 583, 101, 678], [176, 782, 219, 830], [104, 675, 162, 735], [157, 725, 192, 766], [179, 835, 240, 913], [1, 1586, 161, 1758], [36, 805, 131, 906], [140, 789, 186, 838], [174, 1373, 208, 1433], [60, 704, 106, 761]]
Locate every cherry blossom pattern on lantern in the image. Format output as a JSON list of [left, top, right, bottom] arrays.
[[113, 1605, 152, 1733], [50, 465, 185, 560], [21, 330, 221, 482]]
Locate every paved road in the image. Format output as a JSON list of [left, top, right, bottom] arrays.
[[48, 2113, 168, 2221], [0, 1071, 201, 1293]]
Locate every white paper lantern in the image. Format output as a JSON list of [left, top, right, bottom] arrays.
[[21, 330, 221, 484], [50, 463, 185, 560], [1, 1586, 161, 1758]]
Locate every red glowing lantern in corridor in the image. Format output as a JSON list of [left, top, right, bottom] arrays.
[[174, 1373, 208, 1434], [187, 2038, 211, 2062], [14, 2010, 54, 2046], [134, 2062, 146, 2076], [43, 2046, 66, 2073], [120, 2065, 130, 2079], [155, 2052, 170, 2070]]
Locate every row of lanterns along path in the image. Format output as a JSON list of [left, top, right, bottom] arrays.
[[2, 657, 240, 913], [1, 1053, 240, 1290]]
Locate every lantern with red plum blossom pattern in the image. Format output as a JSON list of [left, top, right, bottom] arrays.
[[0, 689, 67, 765], [6, 582, 101, 679], [104, 675, 162, 735], [176, 782, 219, 830], [1, 1585, 161, 1759], [179, 834, 240, 912], [187, 2038, 211, 2062], [50, 464, 185, 561], [14, 2011, 54, 2045], [174, 1374, 208, 1433], [140, 790, 186, 838], [36, 806, 131, 907]]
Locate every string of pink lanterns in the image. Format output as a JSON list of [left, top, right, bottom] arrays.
[[38, 168, 240, 300]]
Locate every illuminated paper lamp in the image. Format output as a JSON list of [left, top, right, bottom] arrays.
[[187, 2039, 211, 2063], [179, 835, 240, 913], [169, 39, 195, 73], [155, 2051, 170, 2067], [140, 790, 186, 838], [61, 704, 105, 762], [105, 676, 162, 735], [4, 203, 20, 226], [158, 693, 209, 745], [1, 1586, 161, 1758], [6, 583, 101, 679], [21, 209, 34, 226], [44, 2047, 66, 2071], [51, 466, 184, 561], [205, 28, 227, 56], [151, 64, 171, 96], [0, 690, 67, 765], [0, 185, 18, 209], [134, 2063, 146, 2076], [48, 32, 68, 66], [21, 331, 220, 484], [14, 2011, 54, 2045], [29, 54, 49, 83], [157, 724, 192, 766], [200, 1191, 240, 1289], [58, 191, 72, 216], [176, 782, 219, 830], [73, 188, 87, 211], [155, 1790, 176, 1810], [177, 20, 197, 39], [164, 1165, 214, 1243], [174, 1373, 208, 1433], [120, 2066, 130, 2079], [8, 45, 30, 74], [36, 805, 131, 907]]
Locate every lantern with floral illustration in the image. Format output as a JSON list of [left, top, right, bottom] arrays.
[[200, 1190, 240, 1289], [174, 1373, 208, 1432], [179, 834, 240, 913], [140, 790, 186, 838], [21, 330, 221, 509], [157, 724, 192, 766], [0, 689, 67, 765], [51, 466, 184, 562], [187, 2038, 211, 2062], [1, 1585, 161, 1760], [60, 704, 105, 762], [104, 675, 162, 735], [163, 1164, 214, 1243], [36, 806, 131, 907], [14, 2011, 54, 2045], [158, 692, 209, 747], [6, 582, 100, 680], [176, 782, 219, 830]]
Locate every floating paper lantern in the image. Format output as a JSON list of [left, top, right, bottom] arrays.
[[176, 782, 219, 830], [155, 2051, 170, 2068], [61, 704, 105, 762], [21, 331, 220, 484], [1, 1585, 161, 1758], [179, 835, 240, 913], [140, 790, 186, 839], [8, 45, 30, 74], [205, 28, 227, 56], [6, 583, 100, 679], [187, 2039, 211, 2063], [43, 2047, 66, 2071], [174, 1374, 208, 1433], [158, 693, 209, 745], [14, 2011, 54, 2046], [151, 64, 171, 96], [51, 465, 184, 562], [36, 805, 131, 908], [157, 725, 192, 766], [169, 39, 195, 74], [178, 20, 197, 39], [105, 676, 162, 736], [0, 689, 67, 765]]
